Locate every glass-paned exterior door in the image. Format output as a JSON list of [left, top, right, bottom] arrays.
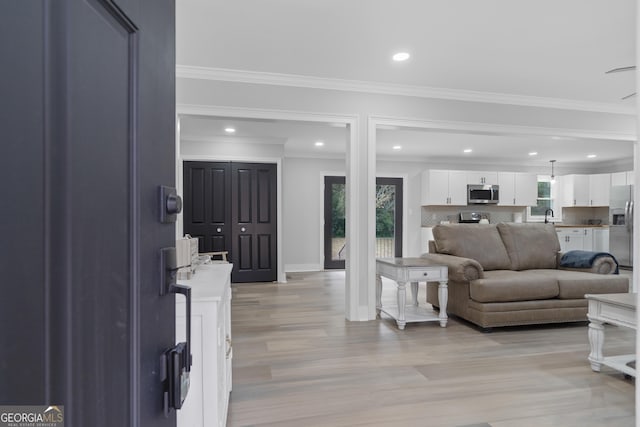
[[324, 176, 403, 269]]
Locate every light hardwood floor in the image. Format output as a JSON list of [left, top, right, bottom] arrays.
[[228, 271, 635, 427]]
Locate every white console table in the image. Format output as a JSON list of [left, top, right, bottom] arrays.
[[586, 292, 636, 378], [376, 257, 448, 330], [176, 263, 233, 427]]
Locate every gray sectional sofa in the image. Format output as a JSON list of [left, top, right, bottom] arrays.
[[421, 222, 629, 329]]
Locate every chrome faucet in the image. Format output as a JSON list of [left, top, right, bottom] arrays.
[[544, 208, 554, 224]]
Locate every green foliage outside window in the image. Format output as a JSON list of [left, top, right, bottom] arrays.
[[330, 183, 396, 238], [331, 184, 346, 237], [530, 180, 552, 216]]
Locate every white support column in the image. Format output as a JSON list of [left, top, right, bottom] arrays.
[[366, 117, 378, 320], [345, 118, 361, 320], [345, 115, 376, 321]]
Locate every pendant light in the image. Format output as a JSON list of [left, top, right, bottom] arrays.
[[549, 160, 556, 184]]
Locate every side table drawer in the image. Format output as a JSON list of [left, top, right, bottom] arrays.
[[408, 268, 443, 281]]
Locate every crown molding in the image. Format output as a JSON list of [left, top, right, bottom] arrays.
[[369, 115, 637, 142], [176, 65, 636, 116]]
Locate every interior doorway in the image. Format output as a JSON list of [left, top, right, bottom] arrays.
[[324, 176, 403, 269]]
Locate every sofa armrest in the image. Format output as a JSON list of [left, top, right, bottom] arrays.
[[557, 252, 618, 275], [420, 253, 484, 282]]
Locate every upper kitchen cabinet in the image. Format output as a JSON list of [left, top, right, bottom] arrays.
[[466, 171, 498, 185], [421, 170, 467, 205], [497, 172, 537, 206], [562, 173, 610, 207], [612, 171, 635, 186], [588, 174, 611, 206]]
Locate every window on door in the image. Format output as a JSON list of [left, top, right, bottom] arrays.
[[324, 176, 403, 269]]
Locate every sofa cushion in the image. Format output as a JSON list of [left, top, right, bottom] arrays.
[[469, 270, 559, 303], [433, 224, 511, 271], [531, 269, 629, 299], [497, 223, 560, 270]]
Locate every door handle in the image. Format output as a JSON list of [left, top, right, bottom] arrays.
[[217, 227, 222, 233], [160, 247, 192, 414], [241, 227, 246, 232], [625, 201, 631, 233], [629, 201, 634, 233]]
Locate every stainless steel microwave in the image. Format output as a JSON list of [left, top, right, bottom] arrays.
[[467, 184, 499, 204]]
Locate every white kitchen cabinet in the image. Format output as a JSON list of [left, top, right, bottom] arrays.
[[177, 263, 233, 427], [421, 170, 467, 205], [593, 228, 610, 252], [611, 171, 634, 186], [557, 227, 597, 252], [562, 175, 589, 207], [498, 172, 537, 206], [583, 228, 593, 251], [611, 172, 627, 186], [588, 174, 611, 206], [562, 174, 610, 207], [466, 171, 498, 185], [557, 228, 585, 252]]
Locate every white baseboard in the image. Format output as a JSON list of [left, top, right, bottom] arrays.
[[285, 263, 322, 273]]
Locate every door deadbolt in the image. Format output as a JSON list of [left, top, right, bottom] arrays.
[[166, 193, 182, 215], [160, 186, 182, 223]]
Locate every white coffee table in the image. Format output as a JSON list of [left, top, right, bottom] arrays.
[[376, 257, 448, 330], [586, 292, 636, 377]]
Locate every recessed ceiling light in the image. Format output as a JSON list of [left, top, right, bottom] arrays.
[[587, 154, 597, 158], [463, 148, 473, 153], [528, 151, 538, 156], [224, 127, 236, 133], [315, 141, 324, 147], [392, 145, 402, 150], [392, 52, 410, 62]]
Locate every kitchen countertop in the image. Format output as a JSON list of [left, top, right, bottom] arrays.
[[420, 223, 609, 228], [551, 224, 608, 228]]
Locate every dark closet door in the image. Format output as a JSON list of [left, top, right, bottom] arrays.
[[183, 161, 278, 283], [231, 162, 278, 282], [183, 161, 231, 253], [1, 0, 177, 426]]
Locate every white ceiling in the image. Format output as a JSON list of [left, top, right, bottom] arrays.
[[176, 0, 637, 166]]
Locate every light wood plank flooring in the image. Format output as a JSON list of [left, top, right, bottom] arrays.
[[228, 271, 635, 427]]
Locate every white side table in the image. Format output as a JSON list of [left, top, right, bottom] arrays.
[[586, 292, 636, 377], [376, 257, 448, 330]]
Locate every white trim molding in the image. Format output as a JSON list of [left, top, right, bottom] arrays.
[[370, 115, 637, 142], [177, 65, 636, 116], [284, 264, 323, 273], [177, 103, 357, 125]]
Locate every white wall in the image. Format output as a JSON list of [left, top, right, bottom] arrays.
[[282, 157, 343, 272], [181, 139, 284, 158]]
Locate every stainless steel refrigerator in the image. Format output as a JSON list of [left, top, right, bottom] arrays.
[[609, 185, 633, 268]]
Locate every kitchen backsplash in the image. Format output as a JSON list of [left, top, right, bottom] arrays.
[[421, 206, 527, 227], [421, 205, 610, 227], [561, 206, 609, 225]]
